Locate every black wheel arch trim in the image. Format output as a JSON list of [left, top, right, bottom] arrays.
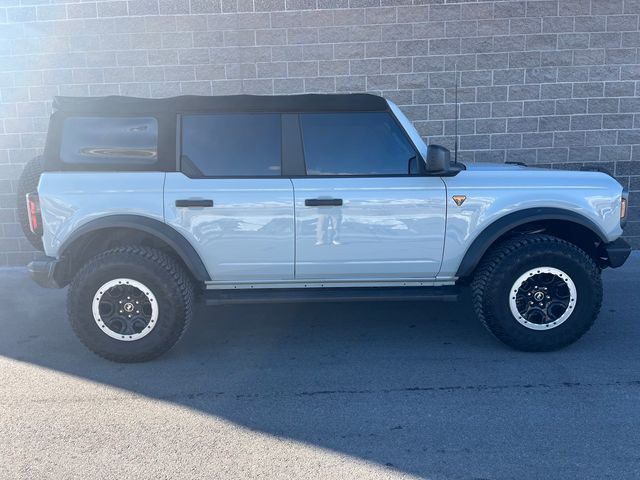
[[455, 207, 609, 278], [58, 215, 211, 282]]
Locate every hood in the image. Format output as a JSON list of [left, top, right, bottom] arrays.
[[462, 162, 541, 172], [453, 162, 622, 193]]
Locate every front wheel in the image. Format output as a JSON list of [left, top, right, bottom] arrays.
[[471, 234, 602, 351], [67, 246, 194, 362]]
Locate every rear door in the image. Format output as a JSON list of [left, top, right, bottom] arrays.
[[292, 112, 446, 280], [164, 113, 294, 283]]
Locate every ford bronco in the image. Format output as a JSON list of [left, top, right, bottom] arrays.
[[20, 94, 630, 362]]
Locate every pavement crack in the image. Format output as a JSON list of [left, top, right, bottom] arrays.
[[273, 379, 640, 399], [4, 380, 640, 406]]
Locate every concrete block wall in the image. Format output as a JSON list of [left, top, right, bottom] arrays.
[[0, 0, 639, 265]]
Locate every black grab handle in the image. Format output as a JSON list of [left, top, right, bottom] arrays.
[[175, 199, 214, 208], [305, 198, 343, 207]]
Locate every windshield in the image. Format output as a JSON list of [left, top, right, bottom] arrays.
[[386, 99, 428, 162]]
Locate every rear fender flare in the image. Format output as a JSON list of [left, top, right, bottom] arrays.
[[59, 215, 211, 282]]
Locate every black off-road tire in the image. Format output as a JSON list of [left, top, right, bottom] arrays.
[[471, 234, 602, 352], [16, 156, 44, 251], [67, 246, 194, 362]]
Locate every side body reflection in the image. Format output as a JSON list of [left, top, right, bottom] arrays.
[[316, 205, 342, 245]]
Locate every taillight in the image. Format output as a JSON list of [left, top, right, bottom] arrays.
[[620, 190, 629, 228], [26, 192, 42, 235]]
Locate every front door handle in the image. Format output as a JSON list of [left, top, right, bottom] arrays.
[[305, 198, 343, 207], [175, 199, 214, 208]]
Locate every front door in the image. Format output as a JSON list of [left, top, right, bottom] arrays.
[[293, 177, 446, 280], [293, 112, 447, 280]]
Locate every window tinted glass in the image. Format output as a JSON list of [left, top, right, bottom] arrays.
[[61, 117, 158, 165], [300, 112, 417, 175], [181, 114, 281, 177]]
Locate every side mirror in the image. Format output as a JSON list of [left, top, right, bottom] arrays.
[[425, 144, 451, 173]]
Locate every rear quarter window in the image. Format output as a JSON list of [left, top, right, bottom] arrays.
[[60, 117, 158, 165]]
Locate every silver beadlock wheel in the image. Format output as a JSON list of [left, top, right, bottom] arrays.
[[509, 267, 577, 331], [91, 278, 158, 341]]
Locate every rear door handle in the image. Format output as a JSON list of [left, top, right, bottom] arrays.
[[175, 199, 214, 208], [305, 198, 343, 207]]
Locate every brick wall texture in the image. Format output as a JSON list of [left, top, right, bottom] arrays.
[[1, 0, 639, 266]]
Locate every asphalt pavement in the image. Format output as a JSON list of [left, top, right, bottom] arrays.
[[0, 254, 639, 479]]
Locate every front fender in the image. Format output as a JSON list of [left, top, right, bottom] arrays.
[[438, 169, 624, 279]]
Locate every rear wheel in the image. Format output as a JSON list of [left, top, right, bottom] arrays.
[[471, 234, 602, 351], [67, 246, 194, 362]]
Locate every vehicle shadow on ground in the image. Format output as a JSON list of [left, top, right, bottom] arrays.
[[1, 264, 638, 478]]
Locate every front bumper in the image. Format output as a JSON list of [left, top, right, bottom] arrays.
[[28, 256, 67, 289], [601, 238, 632, 268]]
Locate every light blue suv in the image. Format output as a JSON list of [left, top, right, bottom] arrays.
[[20, 94, 630, 362]]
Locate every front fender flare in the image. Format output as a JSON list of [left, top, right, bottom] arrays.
[[455, 207, 608, 278]]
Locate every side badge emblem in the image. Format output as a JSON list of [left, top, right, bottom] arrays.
[[452, 195, 466, 206]]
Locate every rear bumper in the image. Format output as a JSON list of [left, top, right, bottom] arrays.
[[27, 256, 67, 289], [601, 238, 631, 268]]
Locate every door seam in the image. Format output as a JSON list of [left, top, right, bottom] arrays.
[[435, 175, 447, 279], [161, 172, 167, 222], [290, 177, 297, 280]]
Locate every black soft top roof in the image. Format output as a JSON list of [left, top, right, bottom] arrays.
[[53, 93, 389, 115]]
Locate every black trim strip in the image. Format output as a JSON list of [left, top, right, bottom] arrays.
[[204, 286, 460, 306], [281, 114, 306, 176]]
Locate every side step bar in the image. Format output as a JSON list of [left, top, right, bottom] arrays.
[[203, 286, 461, 306]]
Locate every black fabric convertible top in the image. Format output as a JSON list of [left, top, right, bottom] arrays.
[[53, 93, 389, 115]]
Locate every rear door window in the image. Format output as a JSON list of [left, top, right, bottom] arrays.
[[181, 113, 281, 177], [60, 117, 158, 165], [299, 112, 417, 176]]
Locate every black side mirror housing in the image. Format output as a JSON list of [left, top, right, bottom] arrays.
[[425, 144, 451, 173]]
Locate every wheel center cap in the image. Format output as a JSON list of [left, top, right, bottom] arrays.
[[123, 302, 135, 313], [533, 291, 545, 302]]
